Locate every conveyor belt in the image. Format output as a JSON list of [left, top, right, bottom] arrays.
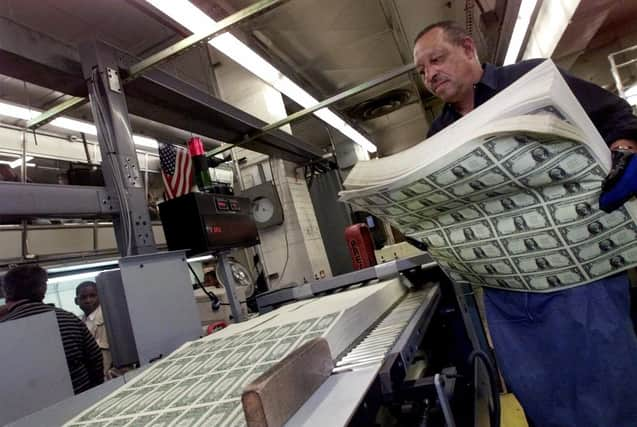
[[256, 254, 436, 313], [334, 290, 432, 373], [286, 284, 440, 427]]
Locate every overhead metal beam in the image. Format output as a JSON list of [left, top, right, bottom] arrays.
[[124, 66, 324, 162], [0, 16, 321, 162], [24, 0, 287, 131], [0, 182, 118, 217], [207, 63, 416, 157], [26, 96, 87, 130], [126, 0, 287, 79], [0, 17, 85, 97]]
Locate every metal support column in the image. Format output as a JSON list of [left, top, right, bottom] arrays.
[[79, 40, 156, 256]]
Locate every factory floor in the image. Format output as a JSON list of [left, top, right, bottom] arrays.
[[500, 393, 529, 427], [475, 392, 528, 427]]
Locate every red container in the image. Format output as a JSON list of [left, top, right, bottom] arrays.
[[187, 137, 205, 156], [345, 223, 377, 270]]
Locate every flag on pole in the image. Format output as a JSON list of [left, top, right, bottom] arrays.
[[159, 143, 193, 199]]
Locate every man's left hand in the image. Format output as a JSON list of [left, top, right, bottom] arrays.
[[599, 139, 637, 213]]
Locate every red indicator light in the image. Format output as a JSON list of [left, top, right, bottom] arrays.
[[216, 199, 228, 210]]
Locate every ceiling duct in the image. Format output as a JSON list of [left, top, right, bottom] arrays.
[[347, 88, 412, 121]]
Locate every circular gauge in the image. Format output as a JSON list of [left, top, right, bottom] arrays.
[[252, 197, 275, 224]]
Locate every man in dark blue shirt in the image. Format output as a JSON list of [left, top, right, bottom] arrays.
[[414, 21, 637, 427], [427, 61, 637, 144]]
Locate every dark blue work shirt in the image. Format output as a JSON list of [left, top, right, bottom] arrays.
[[427, 59, 637, 146]]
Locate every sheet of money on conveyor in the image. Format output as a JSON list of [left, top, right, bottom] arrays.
[[340, 61, 637, 292], [63, 279, 405, 427]]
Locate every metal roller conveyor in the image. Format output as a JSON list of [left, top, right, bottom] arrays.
[[333, 290, 434, 373], [285, 283, 441, 426]]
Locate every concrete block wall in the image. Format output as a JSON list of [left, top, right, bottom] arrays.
[[215, 57, 331, 288]]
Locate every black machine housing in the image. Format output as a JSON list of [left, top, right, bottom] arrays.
[[159, 192, 259, 256]]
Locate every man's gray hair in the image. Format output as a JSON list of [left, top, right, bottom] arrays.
[[414, 20, 470, 46]]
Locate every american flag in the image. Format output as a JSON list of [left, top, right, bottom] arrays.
[[159, 143, 193, 199]]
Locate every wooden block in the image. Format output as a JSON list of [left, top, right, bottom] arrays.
[[242, 337, 334, 427]]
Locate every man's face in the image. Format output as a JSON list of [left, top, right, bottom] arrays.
[[76, 286, 99, 315], [413, 28, 478, 104]]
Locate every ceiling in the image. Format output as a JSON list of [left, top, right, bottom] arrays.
[[1, 0, 637, 161], [195, 0, 501, 155], [0, 0, 227, 148], [552, 0, 637, 91]]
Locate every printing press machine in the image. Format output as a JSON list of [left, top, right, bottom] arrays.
[[6, 253, 496, 427], [258, 254, 497, 427], [156, 193, 496, 426], [0, 37, 498, 427]]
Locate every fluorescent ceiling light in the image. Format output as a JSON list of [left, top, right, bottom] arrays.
[[9, 156, 33, 168], [50, 117, 97, 135], [0, 100, 159, 150], [522, 0, 581, 60], [46, 254, 211, 282], [503, 0, 538, 65], [0, 103, 39, 121], [133, 135, 159, 149], [47, 259, 119, 274], [623, 85, 637, 106], [0, 160, 35, 168], [145, 0, 377, 153], [187, 254, 213, 263], [47, 270, 113, 284]]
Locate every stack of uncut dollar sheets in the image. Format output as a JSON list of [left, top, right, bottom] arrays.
[[341, 60, 637, 293], [64, 279, 406, 427]]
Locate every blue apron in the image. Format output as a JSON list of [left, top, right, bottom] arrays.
[[484, 273, 637, 427]]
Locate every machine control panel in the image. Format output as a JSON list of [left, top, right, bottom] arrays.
[[215, 198, 229, 211], [213, 197, 242, 212]]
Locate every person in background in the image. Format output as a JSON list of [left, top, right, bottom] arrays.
[[1, 265, 103, 394], [75, 281, 112, 379], [413, 20, 637, 427]]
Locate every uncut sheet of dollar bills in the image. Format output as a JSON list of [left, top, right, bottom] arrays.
[[64, 279, 404, 427], [341, 60, 637, 292]]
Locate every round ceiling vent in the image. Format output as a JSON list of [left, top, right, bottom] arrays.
[[348, 89, 412, 121]]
